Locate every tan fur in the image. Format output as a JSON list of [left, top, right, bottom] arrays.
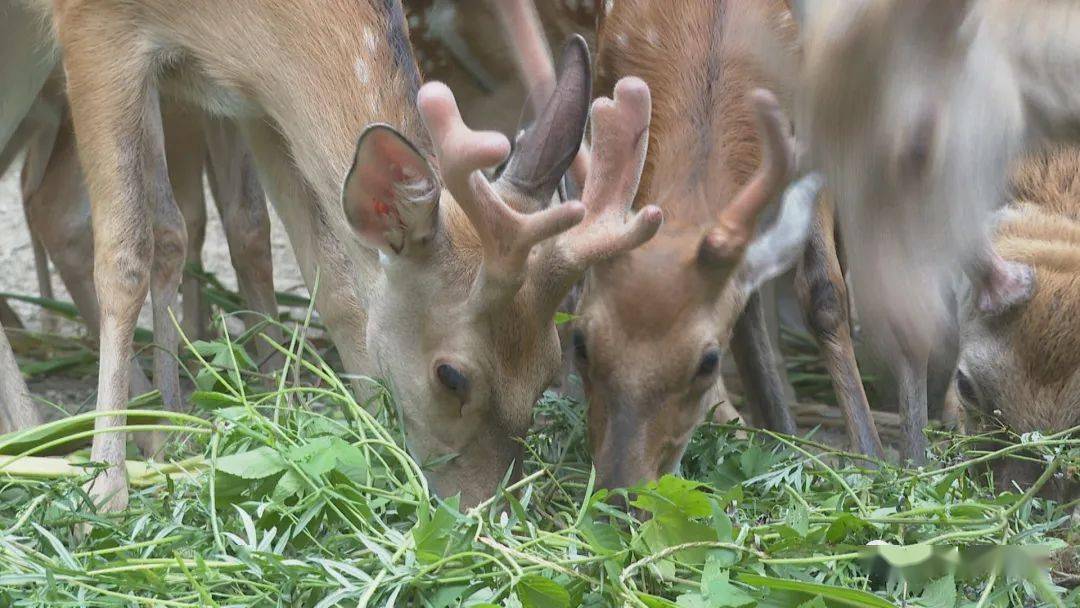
[[574, 0, 799, 489], [963, 146, 1080, 432]]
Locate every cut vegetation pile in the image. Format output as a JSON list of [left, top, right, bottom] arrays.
[[0, 299, 1076, 607]]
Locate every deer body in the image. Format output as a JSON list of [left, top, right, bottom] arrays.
[[567, 0, 819, 489], [791, 0, 1080, 462]]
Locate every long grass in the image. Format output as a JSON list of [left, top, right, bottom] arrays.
[[0, 286, 1076, 606]]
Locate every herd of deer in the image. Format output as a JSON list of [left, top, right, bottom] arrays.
[[0, 0, 1076, 514]]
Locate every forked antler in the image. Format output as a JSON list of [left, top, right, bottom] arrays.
[[418, 82, 587, 307], [539, 77, 663, 306], [416, 77, 661, 314], [699, 89, 796, 270]]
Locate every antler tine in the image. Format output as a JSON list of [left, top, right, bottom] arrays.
[[417, 82, 587, 303], [538, 77, 664, 305], [700, 88, 795, 268]]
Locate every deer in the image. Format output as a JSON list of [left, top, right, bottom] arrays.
[[785, 0, 1080, 463], [0, 0, 663, 510], [494, 0, 833, 489], [952, 143, 1080, 502]]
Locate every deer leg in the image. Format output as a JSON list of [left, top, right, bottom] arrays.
[[61, 19, 172, 510], [203, 116, 283, 373], [0, 325, 37, 435], [241, 121, 373, 385], [730, 292, 797, 434], [18, 117, 62, 334], [159, 103, 210, 343], [794, 197, 885, 459], [25, 122, 155, 400], [890, 350, 930, 465]]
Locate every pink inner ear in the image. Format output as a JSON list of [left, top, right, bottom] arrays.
[[976, 252, 1036, 316], [344, 126, 437, 253]]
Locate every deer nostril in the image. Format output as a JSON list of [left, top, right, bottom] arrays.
[[436, 363, 469, 397]]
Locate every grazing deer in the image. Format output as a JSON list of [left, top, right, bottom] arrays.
[[3, 0, 660, 510], [495, 0, 824, 490], [955, 144, 1080, 501], [788, 0, 1080, 461]]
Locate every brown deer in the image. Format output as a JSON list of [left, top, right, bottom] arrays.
[[788, 0, 1080, 461], [496, 0, 830, 489], [1, 0, 661, 510], [955, 144, 1080, 501]]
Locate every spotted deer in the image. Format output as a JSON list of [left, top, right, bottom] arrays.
[[788, 0, 1080, 462], [0, 0, 661, 510], [496, 0, 830, 489]]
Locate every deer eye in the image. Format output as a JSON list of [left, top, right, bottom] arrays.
[[696, 349, 721, 378], [955, 369, 979, 408], [572, 329, 588, 362], [436, 363, 469, 398]]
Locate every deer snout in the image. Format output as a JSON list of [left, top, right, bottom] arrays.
[[589, 398, 666, 491]]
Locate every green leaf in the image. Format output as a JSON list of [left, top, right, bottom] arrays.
[[797, 598, 828, 608], [272, 470, 304, 502], [554, 312, 578, 326], [580, 515, 624, 556], [413, 498, 460, 564], [638, 594, 680, 608], [789, 503, 810, 538], [516, 575, 570, 608], [877, 544, 934, 569], [216, 447, 287, 479], [190, 391, 241, 411], [915, 575, 956, 608], [737, 573, 896, 608], [701, 566, 755, 607], [632, 475, 712, 519], [825, 513, 869, 544]]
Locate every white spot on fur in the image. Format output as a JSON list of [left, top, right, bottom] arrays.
[[646, 28, 659, 46], [363, 27, 377, 53], [378, 251, 392, 266], [605, 0, 614, 15], [354, 57, 370, 84], [615, 33, 629, 48]]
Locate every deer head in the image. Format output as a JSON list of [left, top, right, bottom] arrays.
[[953, 146, 1080, 498], [571, 89, 818, 490], [342, 38, 662, 504]]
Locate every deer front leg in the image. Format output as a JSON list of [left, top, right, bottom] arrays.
[[730, 292, 797, 434], [61, 18, 171, 510], [794, 197, 885, 460], [162, 103, 209, 342], [204, 116, 283, 372]]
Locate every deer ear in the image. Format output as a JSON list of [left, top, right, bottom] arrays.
[[972, 253, 1035, 317], [738, 173, 824, 294], [343, 124, 440, 255], [499, 35, 591, 207]]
